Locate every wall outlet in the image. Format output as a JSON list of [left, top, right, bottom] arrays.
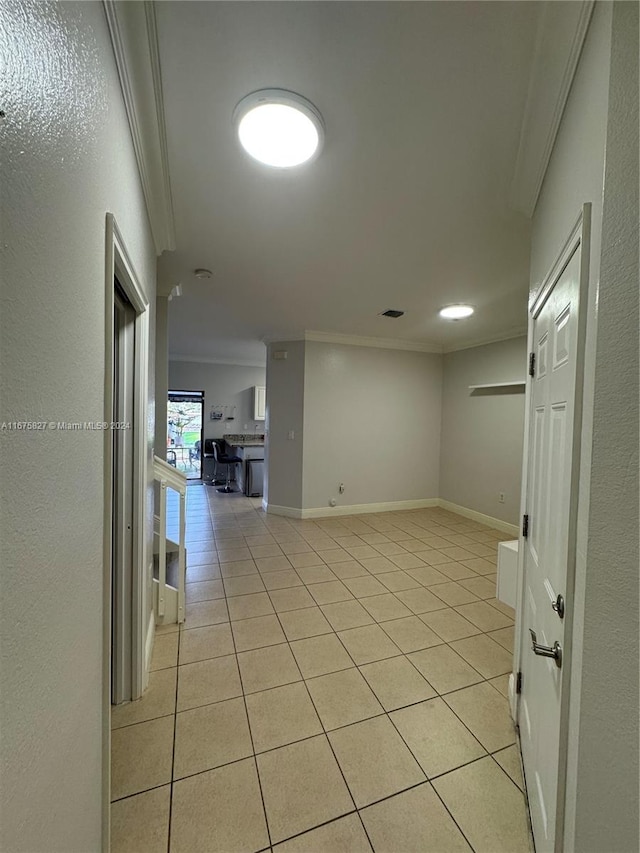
[[499, 492, 505, 503], [287, 430, 295, 440]]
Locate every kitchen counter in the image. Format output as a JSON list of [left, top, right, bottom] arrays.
[[223, 433, 265, 450], [226, 440, 264, 449]]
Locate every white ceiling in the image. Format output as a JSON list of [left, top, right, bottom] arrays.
[[156, 1, 541, 364]]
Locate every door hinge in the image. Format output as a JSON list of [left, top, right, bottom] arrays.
[[516, 671, 523, 694], [522, 514, 529, 538], [529, 352, 535, 377]]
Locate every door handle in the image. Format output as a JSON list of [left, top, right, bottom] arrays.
[[529, 629, 562, 668]]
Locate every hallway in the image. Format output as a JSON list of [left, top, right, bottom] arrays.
[[111, 487, 532, 852]]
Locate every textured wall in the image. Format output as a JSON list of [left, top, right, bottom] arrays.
[[528, 2, 640, 849], [440, 337, 527, 525], [301, 342, 442, 510], [572, 2, 639, 849], [0, 2, 156, 850]]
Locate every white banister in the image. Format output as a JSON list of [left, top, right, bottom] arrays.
[[153, 455, 187, 624]]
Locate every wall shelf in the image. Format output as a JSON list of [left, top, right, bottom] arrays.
[[469, 381, 526, 390]]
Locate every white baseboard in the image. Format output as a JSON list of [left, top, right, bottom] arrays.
[[265, 498, 439, 520], [264, 496, 519, 534], [437, 499, 520, 537], [264, 503, 304, 519]]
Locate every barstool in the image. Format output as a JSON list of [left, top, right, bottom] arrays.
[[212, 442, 242, 493]]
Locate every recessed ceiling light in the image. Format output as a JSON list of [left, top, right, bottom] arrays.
[[194, 268, 212, 279], [233, 89, 324, 168], [380, 309, 405, 318], [439, 304, 474, 320]]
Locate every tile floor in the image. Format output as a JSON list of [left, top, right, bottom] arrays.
[[111, 487, 532, 853]]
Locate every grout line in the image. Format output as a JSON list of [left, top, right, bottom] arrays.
[[264, 600, 372, 848], [166, 618, 181, 853], [143, 498, 513, 848], [228, 598, 273, 850]]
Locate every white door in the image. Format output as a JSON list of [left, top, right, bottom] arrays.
[[519, 208, 590, 852]]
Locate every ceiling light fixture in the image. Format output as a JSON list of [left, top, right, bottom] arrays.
[[439, 304, 475, 320], [380, 310, 405, 318], [233, 89, 324, 168], [194, 269, 212, 279]]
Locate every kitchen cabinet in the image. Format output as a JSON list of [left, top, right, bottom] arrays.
[[253, 385, 266, 421]]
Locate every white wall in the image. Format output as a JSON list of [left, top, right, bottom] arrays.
[[265, 342, 306, 510], [528, 2, 639, 849], [168, 360, 267, 441], [567, 3, 638, 849], [301, 342, 442, 511], [0, 2, 156, 850], [439, 337, 527, 525]]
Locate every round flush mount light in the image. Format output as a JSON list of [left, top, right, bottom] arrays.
[[194, 268, 212, 279], [439, 304, 475, 320], [233, 89, 324, 168]]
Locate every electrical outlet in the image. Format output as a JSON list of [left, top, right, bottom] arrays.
[[499, 492, 505, 503], [287, 430, 295, 440]]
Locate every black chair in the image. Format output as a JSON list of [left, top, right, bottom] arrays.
[[167, 449, 177, 467], [212, 441, 242, 493]]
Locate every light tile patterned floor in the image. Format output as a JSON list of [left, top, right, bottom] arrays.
[[111, 487, 533, 853]]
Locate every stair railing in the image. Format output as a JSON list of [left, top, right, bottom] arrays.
[[153, 455, 186, 623]]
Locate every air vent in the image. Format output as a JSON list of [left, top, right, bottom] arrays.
[[380, 310, 404, 318]]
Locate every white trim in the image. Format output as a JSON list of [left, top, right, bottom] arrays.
[[103, 0, 175, 254], [442, 328, 528, 354], [530, 208, 587, 317], [265, 498, 440, 520], [515, 204, 592, 851], [303, 330, 442, 354], [509, 0, 595, 216], [169, 354, 267, 368], [264, 496, 519, 531], [103, 213, 151, 852], [176, 330, 531, 366], [144, 610, 155, 685], [437, 499, 520, 537], [264, 503, 304, 519]]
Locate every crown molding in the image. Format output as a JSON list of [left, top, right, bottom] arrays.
[[509, 0, 595, 217], [303, 330, 443, 354], [103, 0, 176, 255], [169, 354, 267, 369], [442, 327, 528, 355]]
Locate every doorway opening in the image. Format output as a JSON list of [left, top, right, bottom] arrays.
[[167, 390, 204, 480], [111, 281, 136, 705]]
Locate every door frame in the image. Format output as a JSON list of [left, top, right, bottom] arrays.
[[102, 213, 150, 850], [167, 389, 205, 479], [513, 204, 591, 850]]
